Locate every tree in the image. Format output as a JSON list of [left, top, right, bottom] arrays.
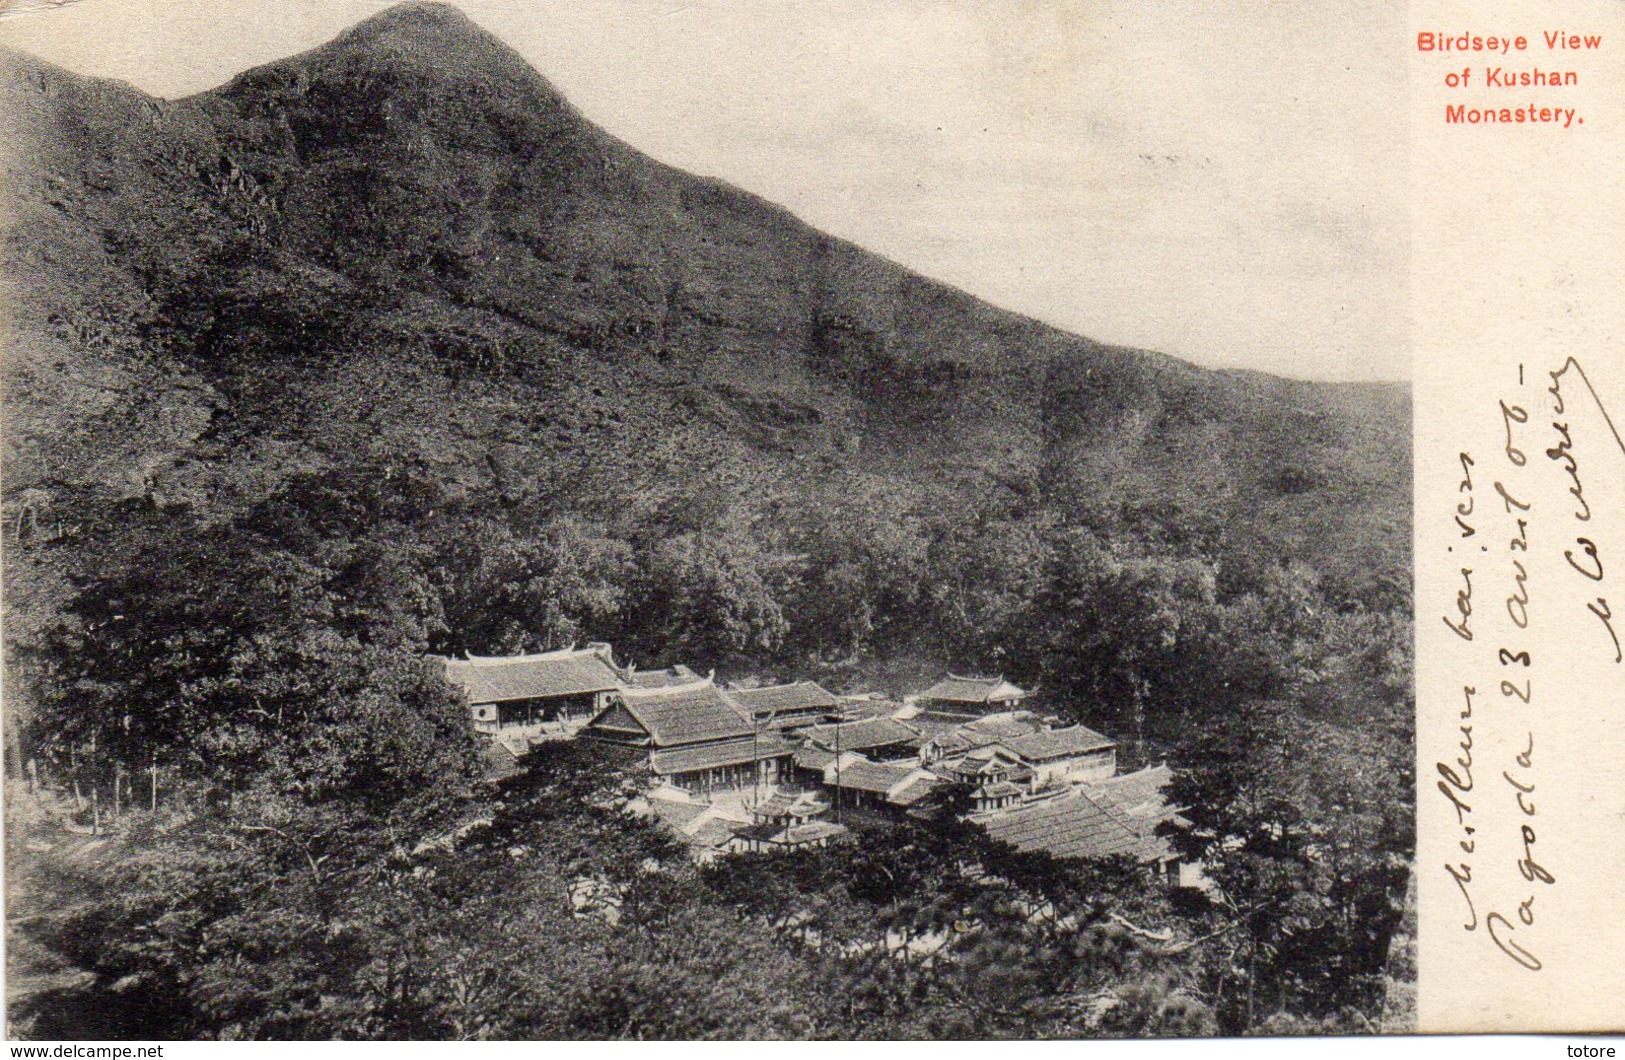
[[628, 528, 789, 664], [1162, 702, 1410, 1031], [1038, 531, 1217, 760]]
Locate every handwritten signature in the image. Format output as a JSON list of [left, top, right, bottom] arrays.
[[1547, 357, 1623, 663]]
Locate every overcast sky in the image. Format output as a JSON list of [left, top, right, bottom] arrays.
[[2, 0, 1408, 381]]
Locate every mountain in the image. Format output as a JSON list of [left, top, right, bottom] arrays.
[[0, 2, 1409, 684], [0, 13, 1416, 1036]]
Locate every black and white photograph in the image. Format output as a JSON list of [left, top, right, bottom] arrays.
[[1, 0, 1420, 1040]]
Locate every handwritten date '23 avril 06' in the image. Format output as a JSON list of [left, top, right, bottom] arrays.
[[1437, 356, 1622, 973]]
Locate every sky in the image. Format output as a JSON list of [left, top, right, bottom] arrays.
[[0, 0, 1409, 381]]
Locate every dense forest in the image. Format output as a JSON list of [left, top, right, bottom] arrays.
[[2, 3, 1413, 1039]]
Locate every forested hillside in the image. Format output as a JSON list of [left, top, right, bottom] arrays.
[[2, 2, 1412, 1039]]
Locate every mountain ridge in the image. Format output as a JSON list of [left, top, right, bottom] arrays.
[[0, 3, 1410, 682], [0, 13, 1415, 1037]]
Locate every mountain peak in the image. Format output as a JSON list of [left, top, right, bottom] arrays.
[[209, 0, 559, 105], [317, 1, 524, 73], [339, 1, 491, 47]]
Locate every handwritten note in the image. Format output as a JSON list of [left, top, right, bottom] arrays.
[[1426, 353, 1624, 1000], [1412, 0, 1625, 1031]]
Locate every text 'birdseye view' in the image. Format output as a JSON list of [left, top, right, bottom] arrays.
[[1, 1, 1413, 1041]]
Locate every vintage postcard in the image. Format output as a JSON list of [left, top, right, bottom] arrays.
[[0, 0, 1618, 1042]]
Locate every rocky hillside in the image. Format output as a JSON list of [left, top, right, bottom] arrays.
[[0, 2, 1410, 686]]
